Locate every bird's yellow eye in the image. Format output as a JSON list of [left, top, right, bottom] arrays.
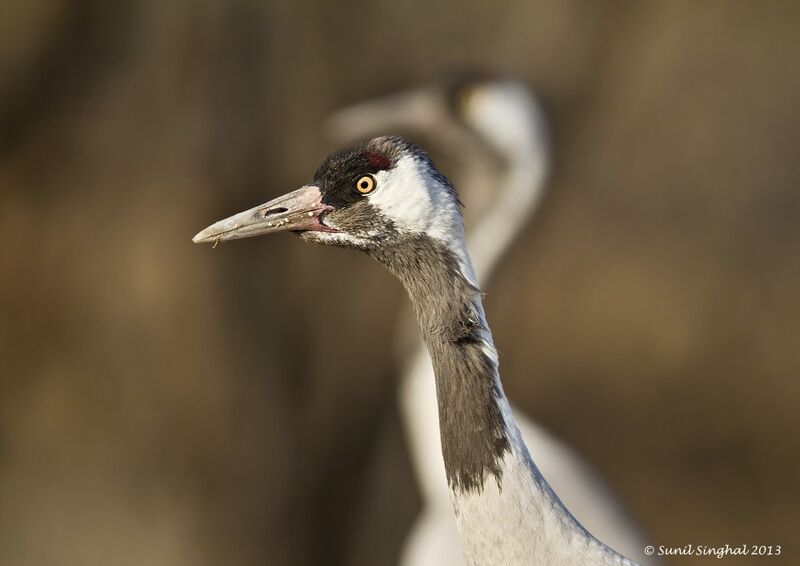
[[355, 174, 376, 194]]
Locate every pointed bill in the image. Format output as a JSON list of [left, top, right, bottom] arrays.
[[193, 185, 338, 245]]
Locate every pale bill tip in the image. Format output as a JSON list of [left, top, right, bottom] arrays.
[[192, 225, 218, 244]]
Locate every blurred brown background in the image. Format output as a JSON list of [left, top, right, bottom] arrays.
[[1, 1, 798, 565]]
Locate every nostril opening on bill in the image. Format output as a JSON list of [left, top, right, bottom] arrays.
[[264, 207, 288, 217]]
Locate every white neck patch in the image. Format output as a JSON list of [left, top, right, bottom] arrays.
[[370, 155, 461, 236], [369, 154, 478, 288]]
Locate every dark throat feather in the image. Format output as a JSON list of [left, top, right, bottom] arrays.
[[370, 234, 510, 493]]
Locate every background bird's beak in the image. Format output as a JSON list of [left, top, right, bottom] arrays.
[[325, 89, 440, 142], [192, 185, 336, 245]]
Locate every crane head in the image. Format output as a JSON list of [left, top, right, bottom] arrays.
[[192, 136, 463, 253]]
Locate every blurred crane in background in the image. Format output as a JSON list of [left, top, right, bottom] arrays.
[[328, 75, 654, 565]]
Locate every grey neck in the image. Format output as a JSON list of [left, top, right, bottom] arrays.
[[370, 234, 638, 565], [370, 234, 510, 493]]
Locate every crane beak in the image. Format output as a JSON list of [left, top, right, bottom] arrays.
[[192, 185, 337, 245]]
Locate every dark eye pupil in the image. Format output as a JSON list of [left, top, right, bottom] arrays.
[[361, 181, 368, 188]]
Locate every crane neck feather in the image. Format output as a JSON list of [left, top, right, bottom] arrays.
[[370, 234, 511, 493]]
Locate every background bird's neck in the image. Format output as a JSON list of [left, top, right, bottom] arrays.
[[371, 234, 511, 493], [467, 145, 549, 284]]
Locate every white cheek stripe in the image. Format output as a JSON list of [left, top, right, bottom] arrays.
[[371, 156, 479, 289], [372, 155, 496, 375]]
